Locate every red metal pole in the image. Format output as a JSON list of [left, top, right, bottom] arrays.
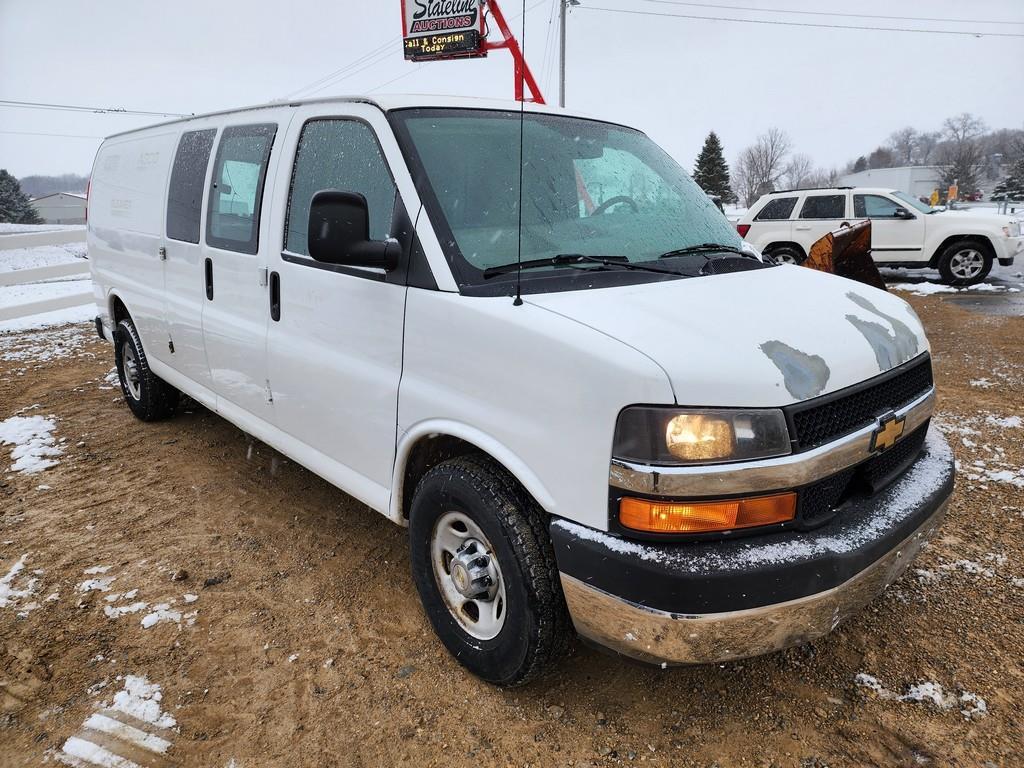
[[482, 0, 546, 104]]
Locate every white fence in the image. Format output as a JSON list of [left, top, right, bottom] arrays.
[[0, 230, 92, 323]]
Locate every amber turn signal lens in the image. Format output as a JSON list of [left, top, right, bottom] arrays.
[[619, 492, 797, 534]]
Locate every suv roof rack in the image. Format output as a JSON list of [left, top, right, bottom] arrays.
[[771, 186, 853, 194]]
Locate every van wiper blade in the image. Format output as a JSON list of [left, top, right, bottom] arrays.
[[657, 243, 753, 259], [482, 253, 681, 279]]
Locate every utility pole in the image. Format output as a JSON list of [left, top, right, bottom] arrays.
[[559, 0, 579, 108]]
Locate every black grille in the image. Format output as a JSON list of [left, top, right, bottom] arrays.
[[798, 423, 928, 526], [789, 356, 933, 451]]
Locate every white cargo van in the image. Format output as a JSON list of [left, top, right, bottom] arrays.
[[89, 96, 954, 685]]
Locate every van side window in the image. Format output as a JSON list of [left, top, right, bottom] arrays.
[[754, 197, 797, 221], [167, 129, 216, 243], [854, 194, 903, 218], [206, 123, 277, 254], [799, 195, 845, 219], [284, 119, 396, 256]]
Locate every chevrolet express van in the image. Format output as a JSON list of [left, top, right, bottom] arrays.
[[88, 96, 954, 685]]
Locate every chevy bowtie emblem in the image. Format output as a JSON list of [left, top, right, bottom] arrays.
[[870, 411, 906, 453]]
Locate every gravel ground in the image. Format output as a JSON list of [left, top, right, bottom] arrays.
[[0, 286, 1022, 768]]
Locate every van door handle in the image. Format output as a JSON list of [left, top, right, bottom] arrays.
[[795, 225, 811, 231], [269, 271, 280, 322], [204, 258, 214, 300]]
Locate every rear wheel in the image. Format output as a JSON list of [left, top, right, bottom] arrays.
[[936, 240, 992, 286], [767, 244, 805, 265], [114, 318, 180, 421], [408, 455, 571, 686]]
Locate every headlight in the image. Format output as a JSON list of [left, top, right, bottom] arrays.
[[613, 407, 791, 465]]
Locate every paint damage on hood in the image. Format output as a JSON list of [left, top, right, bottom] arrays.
[[526, 266, 928, 407]]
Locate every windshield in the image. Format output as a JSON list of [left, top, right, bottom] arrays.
[[390, 109, 743, 293], [892, 190, 934, 214]]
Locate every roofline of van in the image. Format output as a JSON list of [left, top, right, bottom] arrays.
[[100, 94, 585, 141]]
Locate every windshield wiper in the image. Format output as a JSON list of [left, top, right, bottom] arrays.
[[482, 253, 681, 279], [657, 243, 754, 260]]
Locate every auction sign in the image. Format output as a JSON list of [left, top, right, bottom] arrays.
[[402, 0, 487, 61]]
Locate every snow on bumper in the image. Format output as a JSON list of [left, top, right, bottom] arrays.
[[550, 428, 954, 665]]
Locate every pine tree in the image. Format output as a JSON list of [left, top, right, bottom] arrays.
[[693, 132, 737, 204], [991, 154, 1024, 202], [0, 170, 43, 224]]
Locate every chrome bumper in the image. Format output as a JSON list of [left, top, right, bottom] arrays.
[[560, 499, 945, 665]]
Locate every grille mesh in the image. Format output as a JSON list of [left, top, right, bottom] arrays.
[[790, 357, 933, 451]]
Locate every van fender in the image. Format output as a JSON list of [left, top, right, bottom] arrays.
[[390, 419, 557, 525]]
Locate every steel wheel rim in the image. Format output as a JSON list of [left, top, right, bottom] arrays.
[[121, 342, 142, 401], [430, 510, 506, 640], [950, 248, 984, 279]]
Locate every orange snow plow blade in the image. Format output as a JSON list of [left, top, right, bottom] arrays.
[[803, 220, 887, 291]]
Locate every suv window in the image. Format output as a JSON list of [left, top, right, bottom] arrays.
[[854, 194, 904, 218], [166, 129, 215, 243], [284, 119, 396, 256], [755, 196, 798, 221], [206, 124, 277, 254], [799, 194, 845, 219]]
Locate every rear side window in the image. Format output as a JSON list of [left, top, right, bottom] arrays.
[[854, 194, 903, 218], [166, 129, 215, 243], [284, 119, 396, 256], [755, 197, 797, 221], [799, 194, 845, 219], [206, 123, 277, 254]]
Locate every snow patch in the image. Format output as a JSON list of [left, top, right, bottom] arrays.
[[0, 415, 61, 474], [0, 553, 40, 613], [855, 673, 986, 719]]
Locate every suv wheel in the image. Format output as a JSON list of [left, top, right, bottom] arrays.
[[114, 318, 180, 421], [408, 455, 571, 686], [767, 245, 804, 266], [936, 240, 992, 286]]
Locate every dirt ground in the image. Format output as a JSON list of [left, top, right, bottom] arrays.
[[1, 291, 1022, 768]]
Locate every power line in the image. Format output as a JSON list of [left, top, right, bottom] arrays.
[[632, 0, 1024, 27], [578, 5, 1024, 37], [285, 38, 400, 99], [0, 99, 190, 118], [0, 130, 103, 139]]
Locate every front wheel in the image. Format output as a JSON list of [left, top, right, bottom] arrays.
[[408, 456, 571, 686], [114, 318, 180, 421], [936, 240, 992, 286], [767, 244, 805, 265]]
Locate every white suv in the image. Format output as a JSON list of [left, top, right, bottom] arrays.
[[738, 187, 1022, 285]]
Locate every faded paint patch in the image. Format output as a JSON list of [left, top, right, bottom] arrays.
[[759, 340, 830, 400], [845, 292, 920, 372]]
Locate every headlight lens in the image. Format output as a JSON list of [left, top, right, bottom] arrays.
[[613, 407, 791, 465]]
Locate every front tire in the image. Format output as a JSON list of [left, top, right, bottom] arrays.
[[408, 456, 571, 686], [114, 318, 180, 421], [936, 240, 992, 286]]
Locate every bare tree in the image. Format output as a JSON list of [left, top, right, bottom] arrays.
[[732, 128, 792, 205], [783, 153, 814, 189], [914, 131, 941, 165], [887, 127, 918, 165], [938, 113, 988, 194]]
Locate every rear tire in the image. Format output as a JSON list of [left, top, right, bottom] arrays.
[[114, 318, 179, 421], [767, 244, 805, 265], [408, 455, 571, 686], [936, 240, 992, 286]]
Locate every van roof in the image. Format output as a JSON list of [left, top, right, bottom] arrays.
[[104, 94, 589, 140]]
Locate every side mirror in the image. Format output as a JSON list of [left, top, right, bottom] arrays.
[[893, 208, 913, 219], [308, 190, 399, 271]]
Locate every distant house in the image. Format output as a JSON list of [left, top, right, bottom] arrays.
[[838, 166, 943, 200], [29, 192, 87, 225]]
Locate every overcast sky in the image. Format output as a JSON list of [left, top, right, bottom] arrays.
[[1, 0, 1022, 179]]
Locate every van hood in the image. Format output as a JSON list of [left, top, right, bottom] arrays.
[[526, 265, 929, 408]]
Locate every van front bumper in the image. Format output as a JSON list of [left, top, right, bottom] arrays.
[[549, 428, 954, 665]]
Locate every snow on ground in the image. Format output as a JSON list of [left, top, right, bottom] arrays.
[[0, 414, 62, 474], [855, 673, 987, 719], [0, 307, 95, 335], [1, 279, 92, 306], [934, 411, 1024, 491], [0, 223, 85, 235], [0, 323, 94, 368], [57, 675, 178, 768], [889, 281, 1021, 297], [0, 241, 87, 272], [0, 553, 41, 615]]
